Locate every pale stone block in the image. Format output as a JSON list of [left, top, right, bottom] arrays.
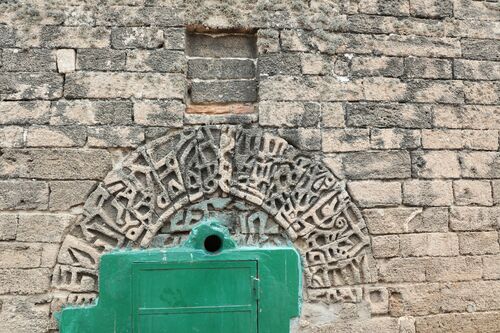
[[372, 235, 400, 258], [403, 180, 453, 206], [348, 180, 402, 207], [453, 180, 493, 206], [412, 150, 460, 178], [0, 213, 17, 240], [378, 258, 427, 282], [49, 180, 97, 211], [426, 257, 482, 282], [56, 49, 76, 73], [450, 207, 500, 231], [17, 213, 74, 243], [458, 231, 499, 255], [0, 268, 51, 294], [483, 255, 500, 280], [0, 243, 42, 268], [400, 233, 459, 257]]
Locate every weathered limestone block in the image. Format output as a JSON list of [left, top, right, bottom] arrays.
[[0, 149, 112, 180], [399, 233, 459, 257], [439, 280, 500, 312], [323, 129, 370, 152], [460, 152, 500, 178], [26, 126, 87, 147], [77, 49, 126, 71], [0, 180, 48, 210], [190, 80, 257, 103], [454, 0, 500, 20], [96, 6, 184, 27], [2, 48, 56, 71], [0, 296, 52, 333], [336, 151, 411, 179], [422, 129, 499, 150], [0, 268, 51, 294], [346, 103, 432, 128], [0, 243, 42, 268], [0, 213, 17, 240], [41, 26, 110, 48], [411, 150, 461, 178], [51, 100, 133, 125], [359, 0, 409, 16], [186, 33, 257, 58], [405, 80, 464, 104], [450, 207, 500, 231], [464, 81, 499, 105], [364, 207, 449, 234], [259, 102, 321, 128], [127, 50, 186, 72], [404, 57, 452, 79], [163, 28, 185, 50], [56, 49, 76, 73], [371, 35, 460, 58], [434, 105, 500, 129], [321, 103, 345, 128], [0, 73, 63, 100], [0, 25, 15, 46], [458, 231, 499, 255], [258, 53, 301, 76], [453, 180, 493, 206], [371, 235, 400, 258], [403, 180, 453, 206], [49, 180, 97, 211], [454, 59, 500, 80], [0, 126, 24, 148], [362, 77, 407, 102], [0, 101, 50, 125], [409, 0, 452, 18], [483, 255, 500, 280], [378, 258, 426, 282], [493, 180, 500, 205], [277, 128, 322, 151], [462, 39, 500, 61], [134, 100, 184, 127], [416, 312, 500, 333], [347, 181, 402, 207], [371, 128, 421, 149], [17, 213, 74, 243], [65, 72, 185, 99], [87, 126, 145, 148], [257, 29, 279, 53], [350, 56, 404, 78]]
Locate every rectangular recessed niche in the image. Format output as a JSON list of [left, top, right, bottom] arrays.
[[186, 29, 257, 115]]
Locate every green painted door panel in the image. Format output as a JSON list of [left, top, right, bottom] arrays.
[[133, 261, 258, 333], [57, 221, 302, 333]]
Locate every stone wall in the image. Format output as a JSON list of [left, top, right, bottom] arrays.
[[0, 0, 499, 332]]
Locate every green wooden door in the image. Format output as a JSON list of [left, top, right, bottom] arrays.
[[132, 261, 258, 333]]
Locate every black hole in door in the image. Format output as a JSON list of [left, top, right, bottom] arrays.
[[204, 235, 222, 253]]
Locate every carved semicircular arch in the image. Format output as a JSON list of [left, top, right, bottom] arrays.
[[52, 125, 374, 306]]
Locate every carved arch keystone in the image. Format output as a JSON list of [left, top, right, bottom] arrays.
[[52, 125, 374, 307]]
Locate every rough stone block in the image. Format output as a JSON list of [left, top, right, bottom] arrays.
[[190, 80, 257, 104], [0, 101, 50, 125], [372, 35, 460, 58], [188, 58, 254, 79], [450, 207, 500, 231], [96, 5, 184, 27], [462, 39, 500, 61], [454, 0, 500, 20], [87, 126, 145, 148], [388, 283, 442, 316], [0, 25, 15, 47], [323, 129, 370, 152], [260, 76, 364, 101], [337, 151, 411, 180], [378, 258, 426, 282], [454, 180, 493, 206], [454, 59, 500, 81], [259, 102, 320, 128], [0, 73, 63, 100], [403, 180, 453, 206], [404, 57, 452, 79], [186, 33, 257, 58], [0, 214, 17, 240], [493, 180, 500, 205], [359, 0, 409, 16], [0, 269, 51, 294], [0, 180, 48, 210], [164, 28, 185, 50], [26, 126, 86, 147], [0, 243, 42, 268], [17, 213, 74, 243], [49, 180, 97, 211], [276, 128, 321, 151], [348, 180, 402, 207], [409, 0, 453, 18], [371, 235, 400, 258], [400, 233, 459, 257], [483, 255, 500, 280], [0, 126, 23, 148], [346, 103, 432, 128], [406, 80, 464, 104], [460, 152, 500, 178], [416, 312, 500, 333], [422, 129, 499, 150], [2, 48, 56, 71], [111, 27, 163, 49], [464, 81, 499, 105], [56, 49, 75, 73], [0, 149, 112, 180], [51, 100, 133, 125], [459, 231, 499, 255], [321, 103, 345, 128], [434, 105, 500, 130], [412, 150, 460, 178], [65, 72, 185, 99], [300, 53, 335, 76], [41, 26, 110, 48], [362, 77, 407, 102], [351, 56, 403, 77], [127, 50, 186, 72], [77, 49, 126, 71], [439, 280, 500, 312], [371, 128, 420, 149], [134, 100, 184, 127], [258, 53, 301, 76], [257, 29, 279, 54], [426, 257, 483, 282]]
